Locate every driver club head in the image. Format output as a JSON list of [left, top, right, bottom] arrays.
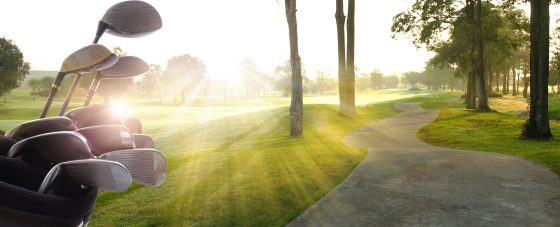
[[40, 44, 119, 118], [38, 159, 132, 193], [99, 148, 166, 187], [94, 0, 162, 43]]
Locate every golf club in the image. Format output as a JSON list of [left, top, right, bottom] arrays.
[[133, 134, 155, 148], [99, 148, 166, 186], [39, 44, 118, 118], [93, 0, 162, 43], [38, 159, 132, 193], [75, 125, 136, 156], [4, 116, 77, 141], [58, 0, 162, 116], [64, 104, 126, 128], [83, 56, 149, 106], [7, 132, 93, 169], [123, 117, 143, 134], [0, 177, 98, 227]]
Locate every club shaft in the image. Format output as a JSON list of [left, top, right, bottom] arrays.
[[58, 74, 82, 116], [39, 72, 65, 118], [84, 74, 101, 106]]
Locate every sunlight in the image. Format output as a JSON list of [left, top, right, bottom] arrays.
[[109, 100, 129, 118]]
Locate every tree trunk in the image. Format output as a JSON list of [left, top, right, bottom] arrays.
[[496, 73, 500, 92], [476, 0, 490, 112], [516, 69, 521, 95], [506, 70, 511, 94], [344, 0, 357, 116], [511, 67, 517, 96], [335, 0, 351, 116], [523, 72, 528, 98], [523, 0, 552, 140], [466, 72, 476, 109], [285, 0, 303, 137], [488, 68, 493, 94], [502, 71, 508, 95], [466, 0, 477, 110]]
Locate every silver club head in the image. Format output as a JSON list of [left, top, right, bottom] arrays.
[[94, 1, 162, 43], [133, 134, 155, 149], [38, 159, 132, 193], [7, 131, 93, 169], [75, 125, 136, 157], [5, 116, 77, 140], [99, 148, 166, 187]]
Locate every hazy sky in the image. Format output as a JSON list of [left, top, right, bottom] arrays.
[[1, 0, 552, 79]]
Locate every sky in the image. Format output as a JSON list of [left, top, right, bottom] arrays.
[[1, 0, 554, 80]]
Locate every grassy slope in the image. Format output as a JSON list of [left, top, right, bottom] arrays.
[[418, 94, 560, 174], [90, 103, 399, 226]]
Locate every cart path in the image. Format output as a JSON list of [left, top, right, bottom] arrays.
[[288, 102, 560, 227]]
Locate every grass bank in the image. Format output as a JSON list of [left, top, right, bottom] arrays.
[[418, 94, 560, 174]]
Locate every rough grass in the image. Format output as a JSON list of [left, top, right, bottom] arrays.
[[418, 94, 560, 175]]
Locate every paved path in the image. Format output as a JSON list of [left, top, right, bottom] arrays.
[[288, 103, 560, 227]]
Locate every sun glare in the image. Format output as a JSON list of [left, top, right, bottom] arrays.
[[109, 101, 129, 117]]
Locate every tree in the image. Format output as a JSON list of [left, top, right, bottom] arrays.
[[383, 76, 400, 89], [369, 70, 384, 90], [313, 69, 337, 94], [40, 77, 55, 93], [421, 66, 455, 90], [403, 71, 421, 88], [28, 78, 40, 101], [355, 74, 370, 92], [28, 78, 40, 95], [336, 0, 357, 116], [0, 37, 30, 101], [140, 64, 167, 103], [475, 0, 491, 111], [521, 0, 553, 139], [284, 0, 303, 136], [273, 65, 291, 97], [96, 78, 133, 103], [392, 0, 491, 111], [273, 60, 305, 97], [165, 54, 207, 103]]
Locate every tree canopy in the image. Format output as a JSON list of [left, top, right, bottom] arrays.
[[0, 37, 30, 97]]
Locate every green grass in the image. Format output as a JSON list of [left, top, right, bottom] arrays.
[[550, 94, 560, 120], [0, 88, 435, 226], [418, 94, 560, 174], [89, 103, 402, 226]]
